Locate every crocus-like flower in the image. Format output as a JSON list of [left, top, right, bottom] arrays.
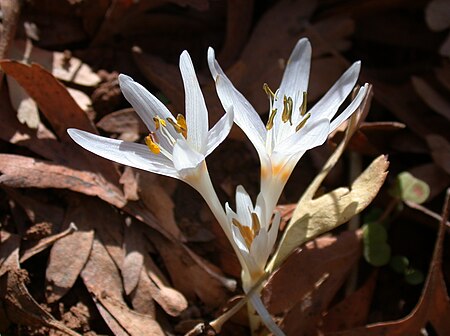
[[68, 51, 235, 228], [208, 38, 368, 213], [225, 186, 280, 283]]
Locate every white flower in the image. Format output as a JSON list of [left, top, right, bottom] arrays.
[[225, 186, 280, 282], [68, 50, 233, 192], [208, 38, 368, 213]]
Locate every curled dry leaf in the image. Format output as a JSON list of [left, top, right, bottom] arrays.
[[96, 107, 147, 137], [0, 154, 126, 208]]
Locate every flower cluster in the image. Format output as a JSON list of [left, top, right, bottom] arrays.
[[68, 38, 367, 335]]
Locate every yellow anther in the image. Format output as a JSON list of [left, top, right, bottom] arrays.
[[167, 115, 187, 138], [145, 133, 160, 154], [282, 95, 293, 125], [153, 116, 166, 130], [176, 114, 187, 138], [295, 112, 311, 132], [232, 218, 253, 249], [266, 108, 277, 130], [251, 212, 261, 236], [263, 83, 275, 101], [299, 91, 307, 116]]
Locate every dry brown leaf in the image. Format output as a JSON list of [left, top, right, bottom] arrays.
[[426, 134, 450, 174], [45, 216, 94, 303], [425, 0, 450, 31], [327, 191, 450, 336], [120, 166, 139, 201], [129, 268, 157, 316], [81, 237, 164, 336], [96, 107, 147, 136], [322, 271, 378, 333], [262, 230, 363, 335], [0, 154, 126, 208], [150, 233, 229, 309], [122, 221, 145, 295], [412, 76, 450, 121], [20, 223, 77, 263], [409, 163, 450, 200], [137, 171, 183, 240], [0, 232, 80, 335]]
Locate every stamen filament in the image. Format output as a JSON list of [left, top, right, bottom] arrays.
[[295, 112, 311, 132], [266, 109, 277, 130], [263, 83, 275, 101]]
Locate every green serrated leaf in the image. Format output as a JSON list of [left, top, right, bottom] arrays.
[[391, 172, 430, 204], [404, 268, 424, 285], [364, 242, 391, 267], [390, 255, 409, 274]]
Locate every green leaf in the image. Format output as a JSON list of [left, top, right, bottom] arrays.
[[363, 222, 388, 244], [404, 268, 424, 285], [364, 242, 391, 267], [268, 154, 389, 271], [390, 172, 430, 204], [390, 255, 409, 274]]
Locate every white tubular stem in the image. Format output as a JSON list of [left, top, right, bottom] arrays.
[[248, 290, 285, 336]]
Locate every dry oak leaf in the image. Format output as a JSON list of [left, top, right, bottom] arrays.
[[0, 154, 126, 208]]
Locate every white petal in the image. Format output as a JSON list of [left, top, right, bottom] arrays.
[[254, 193, 267, 227], [273, 118, 330, 156], [118, 74, 174, 131], [205, 108, 234, 156], [179, 51, 208, 153], [172, 139, 205, 175], [276, 38, 311, 114], [267, 212, 281, 254], [235, 185, 253, 227], [251, 229, 269, 266], [67, 128, 178, 178], [207, 48, 267, 156], [329, 84, 368, 133], [308, 61, 361, 120], [231, 224, 250, 253]]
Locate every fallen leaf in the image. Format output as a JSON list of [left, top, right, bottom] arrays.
[[322, 271, 378, 332], [0, 232, 80, 335], [0, 154, 126, 208], [262, 230, 363, 335], [412, 76, 450, 121], [81, 237, 164, 336], [45, 200, 95, 303], [426, 134, 450, 174], [96, 107, 147, 135], [6, 75, 40, 128], [122, 221, 145, 295], [326, 190, 450, 336]]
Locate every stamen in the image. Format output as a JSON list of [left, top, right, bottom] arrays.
[[153, 116, 167, 130], [281, 96, 293, 125], [176, 114, 187, 138], [263, 83, 275, 101], [299, 91, 307, 116], [251, 212, 261, 236], [232, 218, 253, 249], [145, 133, 160, 154], [266, 108, 277, 130], [295, 112, 311, 132], [167, 115, 187, 139]]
